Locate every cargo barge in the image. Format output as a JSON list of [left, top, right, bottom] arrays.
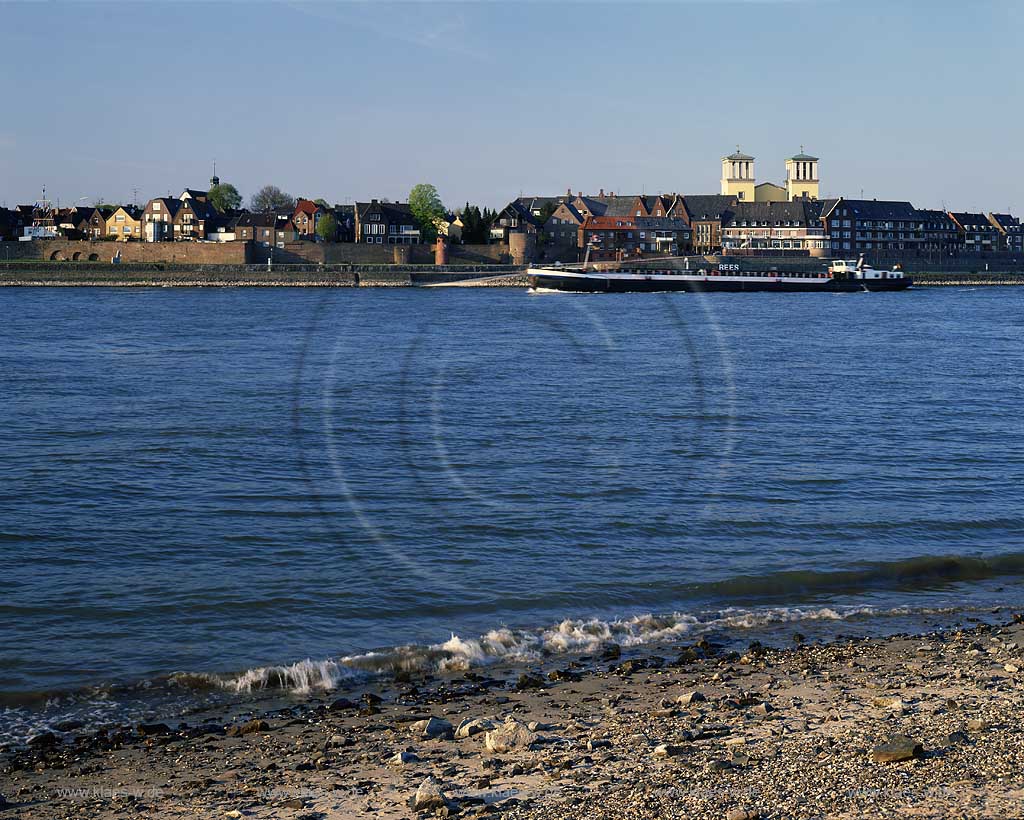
[[528, 258, 913, 294]]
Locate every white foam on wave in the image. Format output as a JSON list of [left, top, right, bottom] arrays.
[[227, 658, 358, 694], [220, 603, 971, 694]]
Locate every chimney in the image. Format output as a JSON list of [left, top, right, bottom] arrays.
[[599, 188, 605, 197], [567, 187, 572, 197], [371, 198, 379, 204]]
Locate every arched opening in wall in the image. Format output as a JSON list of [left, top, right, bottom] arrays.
[[72, 252, 82, 261], [88, 253, 99, 261], [50, 251, 63, 261]]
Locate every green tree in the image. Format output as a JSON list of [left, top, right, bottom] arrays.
[[459, 203, 493, 244], [250, 185, 295, 213], [316, 212, 338, 242], [408, 183, 446, 242], [314, 198, 330, 209], [209, 183, 242, 213], [460, 202, 478, 244]]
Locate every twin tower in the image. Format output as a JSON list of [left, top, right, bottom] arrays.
[[721, 148, 819, 202]]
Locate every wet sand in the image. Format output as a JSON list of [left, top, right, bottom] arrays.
[[3, 617, 1023, 819]]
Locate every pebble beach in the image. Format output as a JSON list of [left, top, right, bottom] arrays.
[[4, 616, 1023, 820]]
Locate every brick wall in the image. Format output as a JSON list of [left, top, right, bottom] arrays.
[[1, 238, 516, 267], [270, 242, 511, 265], [1, 239, 248, 264]]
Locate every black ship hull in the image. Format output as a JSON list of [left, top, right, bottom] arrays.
[[528, 271, 913, 294]]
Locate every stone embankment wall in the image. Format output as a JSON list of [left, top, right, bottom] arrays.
[[2, 239, 248, 264], [909, 271, 1024, 286], [0, 260, 526, 287], [266, 242, 510, 266], [1, 239, 512, 267]]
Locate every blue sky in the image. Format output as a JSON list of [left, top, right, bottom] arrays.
[[1, 0, 1021, 212]]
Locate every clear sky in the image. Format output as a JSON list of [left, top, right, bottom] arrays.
[[1, 0, 1021, 213]]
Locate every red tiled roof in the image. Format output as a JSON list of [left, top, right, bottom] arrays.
[[294, 198, 321, 216]]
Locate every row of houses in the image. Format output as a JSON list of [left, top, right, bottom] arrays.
[[3, 184, 1021, 262], [491, 189, 1024, 261], [1, 192, 450, 250]]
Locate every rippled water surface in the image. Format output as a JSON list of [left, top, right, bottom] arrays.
[[3, 285, 1024, 735]]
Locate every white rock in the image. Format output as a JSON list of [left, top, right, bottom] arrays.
[[484, 718, 538, 753]]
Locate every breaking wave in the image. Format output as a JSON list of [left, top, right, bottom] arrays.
[[221, 602, 967, 694], [218, 551, 1024, 694]]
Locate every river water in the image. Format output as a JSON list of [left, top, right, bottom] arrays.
[[2, 285, 1024, 742]]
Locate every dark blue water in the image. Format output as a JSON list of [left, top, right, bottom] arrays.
[[3, 285, 1024, 739]]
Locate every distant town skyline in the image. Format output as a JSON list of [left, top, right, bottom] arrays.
[[1, 0, 1021, 213]]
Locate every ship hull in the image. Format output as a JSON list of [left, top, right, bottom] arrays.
[[528, 270, 913, 294]]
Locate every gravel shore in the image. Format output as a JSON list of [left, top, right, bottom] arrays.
[[4, 617, 1023, 819]]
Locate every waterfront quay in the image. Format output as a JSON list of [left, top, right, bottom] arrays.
[[1, 258, 1023, 288]]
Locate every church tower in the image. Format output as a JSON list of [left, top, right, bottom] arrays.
[[721, 148, 755, 201], [210, 160, 220, 189], [785, 149, 819, 200]]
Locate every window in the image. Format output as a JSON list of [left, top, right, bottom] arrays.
[[122, 226, 130, 234], [153, 202, 161, 212], [116, 214, 125, 222]]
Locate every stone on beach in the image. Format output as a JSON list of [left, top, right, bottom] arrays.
[[484, 718, 539, 753], [514, 673, 546, 690], [726, 809, 759, 820], [871, 735, 924, 763], [412, 776, 448, 812], [412, 717, 454, 740], [654, 743, 687, 758], [226, 719, 269, 737], [456, 717, 495, 739], [677, 691, 706, 706]]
